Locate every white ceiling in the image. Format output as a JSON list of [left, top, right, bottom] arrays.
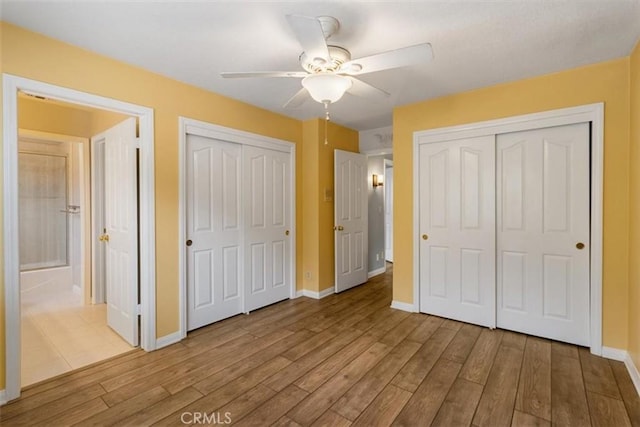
[[2, 1, 639, 131]]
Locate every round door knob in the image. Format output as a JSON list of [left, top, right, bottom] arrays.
[[285, 230, 290, 236], [422, 234, 428, 240], [576, 242, 585, 250], [186, 239, 193, 247], [338, 225, 344, 231]]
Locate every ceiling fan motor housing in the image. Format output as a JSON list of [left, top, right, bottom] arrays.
[[300, 45, 351, 73]]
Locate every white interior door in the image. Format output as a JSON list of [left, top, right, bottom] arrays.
[[497, 123, 590, 345], [334, 149, 368, 293], [244, 145, 292, 312], [186, 135, 243, 330], [419, 136, 496, 327], [385, 163, 394, 262], [103, 117, 139, 346]]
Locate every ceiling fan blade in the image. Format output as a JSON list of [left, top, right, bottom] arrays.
[[221, 71, 308, 78], [286, 15, 331, 62], [339, 43, 433, 75], [346, 77, 391, 101], [283, 87, 310, 108]]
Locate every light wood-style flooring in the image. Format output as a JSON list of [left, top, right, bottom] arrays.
[[2, 266, 640, 426]]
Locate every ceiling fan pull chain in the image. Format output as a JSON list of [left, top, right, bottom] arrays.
[[324, 101, 330, 145]]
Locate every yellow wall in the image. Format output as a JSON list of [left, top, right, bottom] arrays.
[[302, 120, 321, 292], [628, 41, 640, 368], [0, 22, 311, 390], [19, 96, 92, 136], [394, 58, 631, 349], [18, 96, 129, 137], [301, 119, 359, 292]]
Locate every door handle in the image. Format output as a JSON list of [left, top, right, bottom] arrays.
[[576, 242, 585, 250], [285, 230, 290, 236], [334, 225, 344, 231], [422, 234, 428, 240], [99, 234, 110, 242], [186, 239, 193, 247]]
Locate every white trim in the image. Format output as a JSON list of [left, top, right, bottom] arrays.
[[156, 331, 183, 350], [391, 300, 417, 313], [625, 353, 640, 397], [412, 103, 604, 355], [0, 389, 6, 405], [368, 267, 386, 278], [3, 74, 156, 401], [19, 129, 87, 145], [183, 117, 294, 153], [361, 148, 393, 155], [602, 346, 627, 362], [600, 348, 640, 397], [296, 287, 335, 299], [178, 117, 296, 339]]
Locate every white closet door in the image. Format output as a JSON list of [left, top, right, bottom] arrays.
[[497, 123, 590, 345], [186, 135, 242, 331], [244, 145, 292, 312], [419, 135, 496, 327]]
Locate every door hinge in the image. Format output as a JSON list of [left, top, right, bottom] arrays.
[[136, 304, 142, 316], [134, 137, 141, 149]]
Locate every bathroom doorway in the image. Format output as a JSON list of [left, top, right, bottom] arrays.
[[17, 94, 135, 386]]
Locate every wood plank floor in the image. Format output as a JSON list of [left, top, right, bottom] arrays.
[[3, 265, 640, 426]]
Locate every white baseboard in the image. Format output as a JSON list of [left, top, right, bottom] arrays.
[[625, 352, 640, 398], [390, 300, 417, 313], [155, 331, 182, 350], [296, 287, 334, 299], [0, 389, 7, 405], [602, 346, 627, 361], [367, 266, 386, 279], [600, 347, 640, 398]]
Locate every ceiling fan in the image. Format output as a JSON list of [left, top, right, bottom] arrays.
[[220, 15, 434, 109]]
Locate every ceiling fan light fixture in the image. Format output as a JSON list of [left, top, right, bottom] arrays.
[[302, 73, 352, 104]]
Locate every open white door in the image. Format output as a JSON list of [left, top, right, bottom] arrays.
[[102, 117, 139, 346], [418, 136, 496, 327], [334, 149, 368, 293]]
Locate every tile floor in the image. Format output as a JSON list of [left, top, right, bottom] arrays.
[[20, 279, 134, 386]]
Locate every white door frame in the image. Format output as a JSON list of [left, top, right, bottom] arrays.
[[3, 74, 157, 402], [177, 117, 296, 339], [412, 103, 604, 355], [384, 159, 393, 263], [90, 135, 107, 304]]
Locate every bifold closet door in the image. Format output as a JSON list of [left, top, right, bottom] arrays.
[[496, 123, 590, 346], [244, 145, 292, 312], [186, 135, 242, 331], [418, 135, 496, 327]]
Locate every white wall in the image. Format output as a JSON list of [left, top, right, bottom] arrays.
[[359, 125, 392, 154], [367, 154, 392, 274]]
